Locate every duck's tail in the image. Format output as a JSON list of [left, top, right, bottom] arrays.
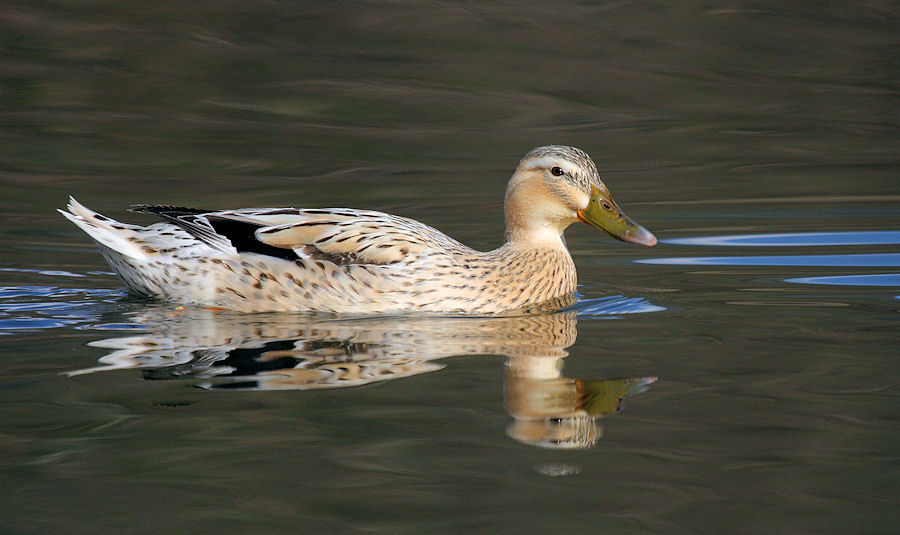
[[58, 197, 149, 261]]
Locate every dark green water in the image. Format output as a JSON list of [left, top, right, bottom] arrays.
[[1, 2, 898, 534]]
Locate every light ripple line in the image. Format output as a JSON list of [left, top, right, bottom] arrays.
[[664, 230, 900, 247], [638, 253, 900, 267], [786, 274, 900, 287]]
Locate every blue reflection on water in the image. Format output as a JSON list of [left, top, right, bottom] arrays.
[[0, 317, 82, 330], [0, 283, 125, 334], [567, 295, 665, 316], [786, 274, 900, 287], [638, 253, 900, 267], [644, 230, 900, 288], [0, 267, 86, 278], [664, 230, 900, 247]]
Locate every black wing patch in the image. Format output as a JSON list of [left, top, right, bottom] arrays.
[[206, 217, 300, 261], [130, 204, 300, 261]]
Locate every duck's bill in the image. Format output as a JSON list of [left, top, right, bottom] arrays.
[[576, 184, 657, 246]]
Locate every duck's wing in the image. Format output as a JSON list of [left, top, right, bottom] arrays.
[[253, 208, 465, 265], [131, 206, 466, 265]]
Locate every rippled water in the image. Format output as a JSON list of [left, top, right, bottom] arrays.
[[2, 2, 898, 534]]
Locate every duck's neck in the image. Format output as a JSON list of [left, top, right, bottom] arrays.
[[503, 221, 569, 251], [503, 180, 574, 252]]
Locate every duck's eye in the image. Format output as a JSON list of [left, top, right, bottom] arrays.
[[550, 166, 565, 177]]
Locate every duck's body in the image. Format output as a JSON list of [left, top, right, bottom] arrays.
[[60, 146, 656, 314], [62, 202, 578, 313]]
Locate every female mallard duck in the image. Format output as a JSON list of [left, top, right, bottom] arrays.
[[60, 145, 656, 314]]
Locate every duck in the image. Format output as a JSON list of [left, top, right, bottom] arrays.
[[59, 145, 656, 314]]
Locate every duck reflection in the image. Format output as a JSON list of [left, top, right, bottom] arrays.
[[72, 307, 655, 448]]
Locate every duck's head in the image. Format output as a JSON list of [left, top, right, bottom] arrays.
[[505, 145, 657, 247]]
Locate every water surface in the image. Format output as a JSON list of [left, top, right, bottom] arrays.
[[1, 2, 898, 534]]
